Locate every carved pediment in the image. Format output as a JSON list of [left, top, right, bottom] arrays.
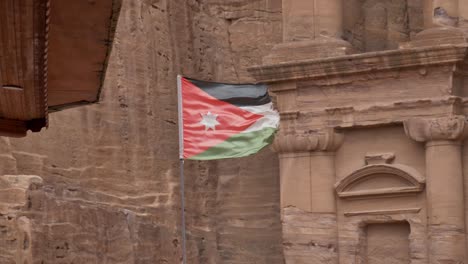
[[335, 164, 425, 199]]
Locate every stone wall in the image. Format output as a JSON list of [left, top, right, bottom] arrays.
[[343, 0, 424, 52], [0, 0, 284, 263]]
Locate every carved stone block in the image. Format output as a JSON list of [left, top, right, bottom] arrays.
[[273, 129, 344, 153], [404, 115, 468, 142]]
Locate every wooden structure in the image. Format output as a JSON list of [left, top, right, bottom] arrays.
[[0, 0, 121, 137]]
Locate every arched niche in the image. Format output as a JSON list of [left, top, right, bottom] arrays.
[[335, 164, 425, 199]]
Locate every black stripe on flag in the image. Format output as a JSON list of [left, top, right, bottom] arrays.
[[186, 78, 271, 106]]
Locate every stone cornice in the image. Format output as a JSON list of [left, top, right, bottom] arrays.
[[281, 96, 461, 130], [248, 45, 468, 84], [404, 115, 468, 142], [273, 129, 344, 153], [344, 208, 421, 216]]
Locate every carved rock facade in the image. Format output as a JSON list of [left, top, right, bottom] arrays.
[[250, 0, 468, 263]]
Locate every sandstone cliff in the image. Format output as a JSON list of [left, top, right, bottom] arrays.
[[0, 0, 284, 263]]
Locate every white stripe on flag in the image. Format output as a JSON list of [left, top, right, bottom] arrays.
[[240, 102, 279, 133]]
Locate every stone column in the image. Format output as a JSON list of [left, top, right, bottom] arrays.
[[264, 0, 353, 64], [460, 0, 468, 27], [404, 116, 467, 263], [283, 0, 343, 42], [273, 129, 343, 264]]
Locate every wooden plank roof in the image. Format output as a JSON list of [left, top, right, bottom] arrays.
[[0, 0, 121, 137]]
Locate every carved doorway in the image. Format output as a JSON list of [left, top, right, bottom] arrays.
[[365, 222, 411, 264]]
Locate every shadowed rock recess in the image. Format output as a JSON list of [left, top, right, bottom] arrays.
[[0, 0, 283, 263]]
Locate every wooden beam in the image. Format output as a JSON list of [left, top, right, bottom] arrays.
[[0, 0, 48, 122], [0, 119, 28, 137], [47, 0, 121, 108]]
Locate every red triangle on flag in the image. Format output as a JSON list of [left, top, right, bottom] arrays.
[[181, 78, 263, 159]]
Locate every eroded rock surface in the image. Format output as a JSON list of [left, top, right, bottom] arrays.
[[0, 0, 283, 263]]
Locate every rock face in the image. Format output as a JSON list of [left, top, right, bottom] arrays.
[[0, 175, 41, 264], [0, 0, 283, 263], [4, 0, 468, 263]]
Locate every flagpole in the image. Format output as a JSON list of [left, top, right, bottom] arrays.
[[179, 158, 187, 264], [177, 74, 187, 264]]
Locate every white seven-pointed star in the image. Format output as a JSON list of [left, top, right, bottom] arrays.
[[199, 112, 220, 131]]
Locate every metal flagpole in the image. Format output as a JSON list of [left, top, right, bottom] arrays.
[[179, 158, 187, 264], [177, 74, 187, 264]]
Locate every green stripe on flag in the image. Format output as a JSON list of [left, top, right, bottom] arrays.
[[188, 128, 277, 160]]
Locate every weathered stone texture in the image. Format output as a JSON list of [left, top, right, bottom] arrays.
[[0, 175, 40, 264], [0, 0, 283, 263], [250, 0, 468, 259], [282, 207, 337, 264], [342, 0, 424, 52]]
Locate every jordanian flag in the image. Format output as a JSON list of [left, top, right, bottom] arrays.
[[178, 76, 279, 160]]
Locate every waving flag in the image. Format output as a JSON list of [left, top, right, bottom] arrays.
[[177, 76, 279, 160]]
